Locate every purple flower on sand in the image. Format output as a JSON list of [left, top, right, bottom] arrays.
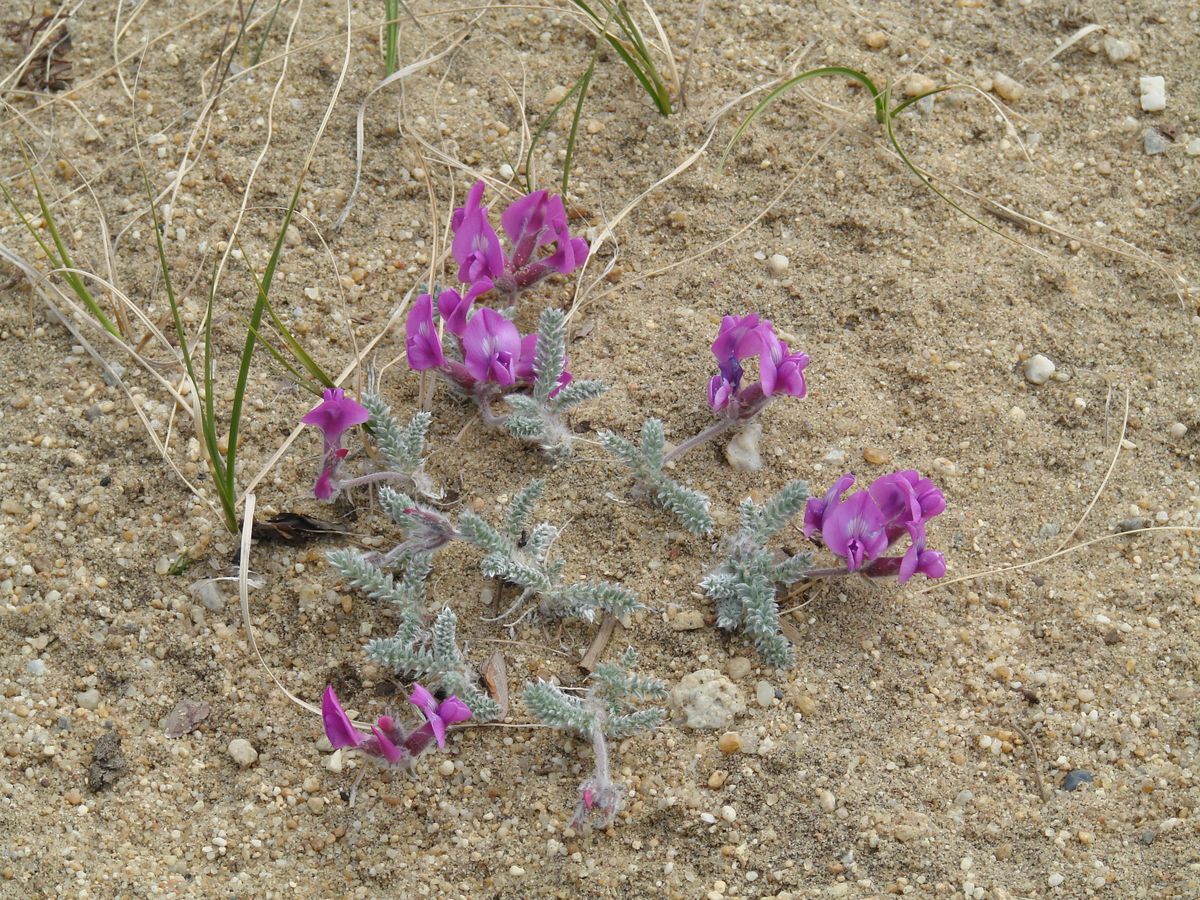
[[806, 470, 948, 582], [436, 279, 493, 337], [451, 182, 505, 284], [462, 306, 521, 385], [408, 683, 472, 749], [450, 182, 589, 299], [821, 490, 889, 571], [406, 293, 446, 371], [302, 388, 370, 447], [898, 523, 947, 584], [302, 389, 369, 501], [803, 472, 856, 538], [706, 313, 809, 414], [869, 469, 945, 532], [760, 339, 809, 399], [321, 683, 472, 770]]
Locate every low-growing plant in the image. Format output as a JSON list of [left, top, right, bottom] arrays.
[[457, 479, 639, 625], [604, 312, 807, 529], [701, 479, 813, 668], [405, 182, 604, 459], [599, 418, 713, 536], [523, 649, 666, 829], [327, 549, 500, 721]]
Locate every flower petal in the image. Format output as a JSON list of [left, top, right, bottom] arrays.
[[436, 696, 473, 728], [369, 724, 406, 765], [321, 685, 364, 749]]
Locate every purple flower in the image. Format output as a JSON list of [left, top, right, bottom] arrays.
[[321, 683, 472, 770], [711, 314, 773, 374], [803, 472, 856, 538], [462, 307, 521, 385], [501, 190, 557, 271], [808, 470, 948, 582], [322, 685, 365, 750], [408, 683, 472, 749], [869, 469, 945, 530], [406, 293, 446, 371], [436, 279, 492, 337], [821, 490, 889, 571], [898, 524, 946, 584], [301, 388, 370, 447], [450, 182, 589, 299], [706, 314, 809, 418], [760, 339, 809, 399], [451, 182, 505, 284], [302, 390, 368, 501]]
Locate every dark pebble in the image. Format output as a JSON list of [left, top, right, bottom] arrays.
[[1063, 770, 1094, 791]]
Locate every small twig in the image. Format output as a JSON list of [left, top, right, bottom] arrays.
[[1011, 722, 1048, 801], [579, 613, 620, 672]]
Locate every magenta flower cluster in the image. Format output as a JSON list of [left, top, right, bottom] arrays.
[[451, 180, 589, 301], [708, 313, 809, 416], [407, 291, 570, 395], [300, 388, 370, 500], [804, 470, 947, 582], [321, 683, 472, 768], [405, 181, 588, 394]]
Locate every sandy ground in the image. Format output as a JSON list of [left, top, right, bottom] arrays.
[[1, 0, 1198, 897]]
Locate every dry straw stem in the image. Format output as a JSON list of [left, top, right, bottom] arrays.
[[917, 382, 1193, 593], [0, 0, 83, 95]]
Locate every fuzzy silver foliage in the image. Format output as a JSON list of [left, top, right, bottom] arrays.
[[701, 479, 812, 668], [522, 651, 664, 829], [366, 606, 501, 722], [523, 649, 664, 739], [361, 394, 439, 497], [457, 479, 639, 624], [502, 309, 607, 459], [599, 418, 713, 536]]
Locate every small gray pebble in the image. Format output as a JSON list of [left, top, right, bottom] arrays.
[[1063, 770, 1093, 791], [1140, 828, 1156, 845], [1143, 129, 1170, 155], [25, 659, 47, 676]]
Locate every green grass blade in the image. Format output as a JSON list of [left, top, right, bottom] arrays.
[[2, 174, 122, 338], [251, 0, 283, 67], [222, 176, 307, 506], [561, 53, 596, 196], [237, 237, 333, 389], [569, 0, 670, 115], [143, 170, 236, 530], [721, 66, 882, 166], [525, 72, 588, 194], [384, 0, 400, 74]]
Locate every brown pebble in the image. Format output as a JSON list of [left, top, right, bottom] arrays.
[[708, 770, 729, 789], [795, 694, 817, 716], [994, 842, 1013, 861], [864, 31, 888, 49], [717, 732, 742, 754], [863, 447, 892, 465], [64, 788, 82, 806]]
